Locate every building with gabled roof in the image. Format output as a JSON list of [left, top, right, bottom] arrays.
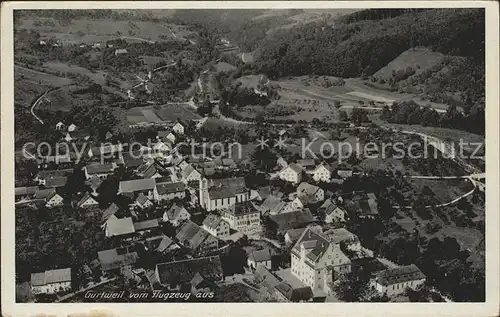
[[133, 219, 159, 232], [135, 193, 153, 209], [199, 177, 251, 211], [181, 164, 202, 183], [83, 163, 116, 180], [175, 221, 219, 255], [105, 217, 135, 237], [77, 193, 99, 209], [118, 178, 156, 197], [45, 190, 64, 208], [162, 203, 190, 226], [296, 182, 324, 202], [291, 227, 351, 293], [269, 208, 314, 233], [374, 264, 426, 296], [312, 162, 333, 182], [279, 163, 303, 184], [155, 256, 223, 289], [221, 201, 261, 235], [30, 268, 72, 295], [202, 214, 230, 238], [248, 248, 272, 270], [153, 182, 186, 201], [98, 247, 138, 273]]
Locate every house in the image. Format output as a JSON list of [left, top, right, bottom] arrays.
[[324, 228, 361, 252], [291, 227, 351, 293], [135, 193, 153, 209], [337, 169, 353, 179], [202, 214, 230, 238], [86, 176, 103, 195], [290, 195, 320, 211], [344, 192, 379, 219], [118, 178, 156, 198], [121, 153, 144, 170], [373, 265, 426, 296], [88, 144, 123, 159], [136, 163, 162, 179], [152, 140, 172, 156], [36, 169, 73, 185], [172, 120, 187, 135], [296, 182, 324, 202], [55, 121, 65, 130], [114, 48, 128, 55], [144, 235, 180, 254], [133, 219, 159, 232], [320, 199, 346, 223], [36, 155, 75, 169], [181, 164, 202, 184], [97, 247, 138, 273], [64, 130, 90, 142], [153, 182, 186, 201], [101, 203, 120, 223], [199, 177, 251, 211], [155, 256, 223, 289], [297, 159, 316, 174], [166, 132, 177, 144], [221, 201, 261, 235], [248, 248, 272, 270], [105, 217, 135, 237], [83, 163, 116, 180], [279, 163, 303, 184], [163, 203, 191, 226], [276, 156, 288, 169], [190, 272, 218, 295], [30, 268, 71, 295], [45, 190, 64, 208], [77, 193, 99, 209], [284, 228, 308, 246], [67, 123, 77, 132], [274, 281, 314, 303], [312, 163, 333, 183], [175, 221, 219, 255], [269, 208, 314, 233]]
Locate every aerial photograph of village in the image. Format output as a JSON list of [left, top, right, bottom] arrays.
[[13, 8, 485, 303]]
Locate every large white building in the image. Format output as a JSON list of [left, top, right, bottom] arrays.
[[373, 265, 426, 296], [291, 228, 351, 293], [221, 201, 261, 235], [199, 177, 251, 211]]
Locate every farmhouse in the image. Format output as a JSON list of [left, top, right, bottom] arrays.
[[118, 178, 156, 198], [30, 268, 72, 295], [155, 256, 223, 288], [296, 182, 324, 202], [45, 190, 64, 208], [84, 163, 117, 180], [98, 247, 138, 273], [269, 208, 314, 233], [133, 219, 159, 232], [172, 120, 188, 135], [135, 193, 153, 209], [153, 182, 186, 201], [181, 164, 202, 183], [320, 199, 346, 224]]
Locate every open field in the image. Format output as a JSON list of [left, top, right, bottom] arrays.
[[43, 61, 107, 85], [127, 103, 200, 124], [18, 18, 189, 44], [407, 178, 474, 203], [373, 48, 446, 79], [14, 66, 72, 106]]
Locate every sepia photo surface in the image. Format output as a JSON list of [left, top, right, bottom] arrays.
[[1, 1, 499, 316]]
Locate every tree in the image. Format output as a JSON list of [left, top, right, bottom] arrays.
[[251, 146, 277, 173], [332, 270, 370, 302], [339, 110, 349, 121]]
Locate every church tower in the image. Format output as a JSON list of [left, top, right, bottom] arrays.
[[199, 177, 209, 209]]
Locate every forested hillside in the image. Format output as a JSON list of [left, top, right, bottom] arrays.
[[254, 9, 483, 79]]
